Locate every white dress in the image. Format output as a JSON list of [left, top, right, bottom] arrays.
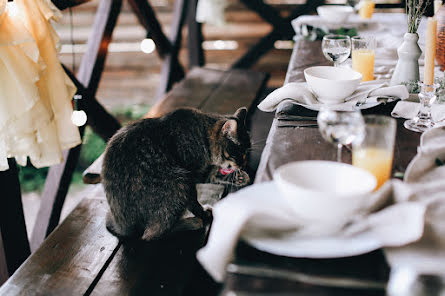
[[0, 0, 81, 171]]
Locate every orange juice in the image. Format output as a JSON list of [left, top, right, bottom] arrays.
[[352, 49, 375, 82], [359, 0, 375, 19], [352, 147, 393, 189]]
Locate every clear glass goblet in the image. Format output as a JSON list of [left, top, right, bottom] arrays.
[[322, 35, 351, 67], [317, 107, 365, 162], [404, 82, 439, 133]]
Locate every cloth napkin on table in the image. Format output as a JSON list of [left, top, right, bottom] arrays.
[[257, 81, 409, 112], [391, 101, 445, 124]]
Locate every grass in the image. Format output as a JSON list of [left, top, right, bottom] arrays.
[[18, 104, 150, 192]]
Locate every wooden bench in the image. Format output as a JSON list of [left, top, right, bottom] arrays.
[[83, 67, 269, 184], [0, 67, 269, 295]]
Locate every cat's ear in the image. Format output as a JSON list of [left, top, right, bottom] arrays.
[[234, 107, 247, 123], [222, 119, 239, 142]]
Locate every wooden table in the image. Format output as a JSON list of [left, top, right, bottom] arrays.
[[221, 23, 422, 296]]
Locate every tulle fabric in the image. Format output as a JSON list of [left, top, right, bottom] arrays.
[[0, 0, 81, 171]]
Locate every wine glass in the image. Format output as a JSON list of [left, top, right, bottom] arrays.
[[322, 35, 351, 67], [404, 82, 439, 133], [317, 107, 365, 162]]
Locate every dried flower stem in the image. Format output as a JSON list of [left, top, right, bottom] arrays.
[[406, 0, 431, 33]]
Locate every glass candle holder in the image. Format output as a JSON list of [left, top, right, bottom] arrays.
[[404, 82, 439, 133]]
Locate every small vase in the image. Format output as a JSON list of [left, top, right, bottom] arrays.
[[390, 33, 422, 86]]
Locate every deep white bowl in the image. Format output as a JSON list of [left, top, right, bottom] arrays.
[[274, 161, 376, 236], [304, 66, 362, 104], [317, 5, 354, 23]]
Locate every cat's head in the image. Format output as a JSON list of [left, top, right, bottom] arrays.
[[211, 107, 251, 170]]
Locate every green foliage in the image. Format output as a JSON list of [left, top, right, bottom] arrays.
[[18, 104, 151, 192], [299, 24, 358, 41]]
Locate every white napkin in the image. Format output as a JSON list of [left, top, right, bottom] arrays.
[[258, 81, 409, 112], [196, 0, 228, 26], [391, 100, 445, 123], [196, 180, 430, 282]]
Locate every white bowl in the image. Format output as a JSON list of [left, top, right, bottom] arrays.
[[304, 66, 362, 104], [274, 161, 376, 236], [317, 5, 354, 23]]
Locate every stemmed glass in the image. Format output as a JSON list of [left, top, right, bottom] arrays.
[[322, 35, 352, 67], [317, 106, 365, 162], [404, 82, 439, 132]]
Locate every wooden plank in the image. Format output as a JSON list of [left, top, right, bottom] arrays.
[[200, 69, 269, 114], [146, 67, 227, 118], [0, 199, 119, 295], [83, 154, 104, 184], [0, 159, 31, 275], [89, 229, 206, 295]]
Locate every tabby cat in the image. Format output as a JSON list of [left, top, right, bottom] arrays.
[[102, 107, 250, 241]]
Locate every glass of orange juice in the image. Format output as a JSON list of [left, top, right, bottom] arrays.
[[352, 115, 396, 190], [359, 0, 375, 19], [352, 36, 376, 82]]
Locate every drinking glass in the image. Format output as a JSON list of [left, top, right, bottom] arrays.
[[352, 36, 376, 82], [317, 107, 365, 162], [359, 0, 375, 19], [404, 82, 439, 133], [352, 115, 396, 189], [322, 35, 351, 67]]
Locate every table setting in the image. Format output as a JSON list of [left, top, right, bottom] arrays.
[[194, 1, 445, 294]]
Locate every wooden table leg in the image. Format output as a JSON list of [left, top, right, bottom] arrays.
[[0, 160, 31, 275]]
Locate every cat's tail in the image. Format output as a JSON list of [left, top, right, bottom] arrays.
[[106, 212, 136, 242]]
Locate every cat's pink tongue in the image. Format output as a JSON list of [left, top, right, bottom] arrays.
[[219, 168, 234, 175]]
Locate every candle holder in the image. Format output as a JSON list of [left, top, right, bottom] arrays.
[[404, 82, 439, 132]]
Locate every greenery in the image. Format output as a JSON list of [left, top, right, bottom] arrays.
[[402, 71, 445, 102], [299, 24, 358, 41], [18, 104, 150, 192], [406, 0, 431, 34], [436, 158, 445, 166]]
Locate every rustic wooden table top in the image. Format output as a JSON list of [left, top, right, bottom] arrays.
[[222, 39, 421, 295]]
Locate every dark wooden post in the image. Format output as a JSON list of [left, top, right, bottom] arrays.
[[30, 0, 123, 252], [187, 0, 205, 69], [0, 160, 31, 275]]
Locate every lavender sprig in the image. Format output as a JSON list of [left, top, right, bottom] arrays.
[[406, 0, 431, 34]]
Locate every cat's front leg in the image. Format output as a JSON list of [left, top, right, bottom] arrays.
[[188, 186, 213, 223]]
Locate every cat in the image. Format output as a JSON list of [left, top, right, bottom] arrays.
[[102, 107, 251, 241]]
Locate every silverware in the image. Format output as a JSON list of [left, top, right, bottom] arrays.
[[276, 115, 317, 121], [277, 123, 318, 128], [226, 264, 386, 290]]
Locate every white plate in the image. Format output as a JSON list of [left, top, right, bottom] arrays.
[[298, 101, 381, 112], [240, 182, 384, 258]]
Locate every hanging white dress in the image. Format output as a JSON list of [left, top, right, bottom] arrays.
[[0, 0, 81, 171]]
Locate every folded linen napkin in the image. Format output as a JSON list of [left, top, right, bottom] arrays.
[[258, 81, 409, 112], [391, 100, 445, 124]]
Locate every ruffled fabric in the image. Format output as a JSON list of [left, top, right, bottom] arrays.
[[0, 0, 81, 171]]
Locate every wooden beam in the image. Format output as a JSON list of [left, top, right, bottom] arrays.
[[127, 0, 172, 58], [187, 0, 205, 69], [232, 0, 323, 69], [77, 0, 123, 94], [155, 0, 188, 100], [0, 160, 31, 274]]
